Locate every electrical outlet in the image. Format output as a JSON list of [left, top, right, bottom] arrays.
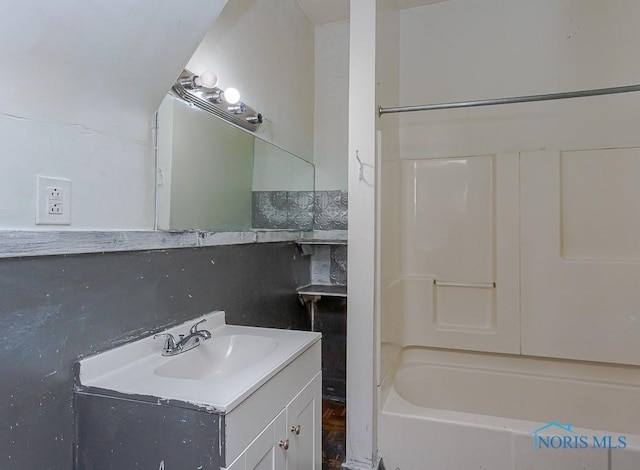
[[47, 186, 62, 199], [36, 176, 71, 225], [48, 200, 63, 215], [47, 186, 63, 216]]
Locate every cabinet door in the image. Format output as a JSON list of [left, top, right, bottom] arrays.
[[286, 373, 321, 470], [225, 454, 244, 470], [245, 410, 287, 470], [224, 410, 287, 470]]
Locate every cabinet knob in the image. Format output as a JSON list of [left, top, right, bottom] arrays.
[[291, 425, 301, 435], [279, 439, 290, 450]]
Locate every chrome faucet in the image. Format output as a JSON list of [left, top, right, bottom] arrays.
[[154, 319, 212, 356]]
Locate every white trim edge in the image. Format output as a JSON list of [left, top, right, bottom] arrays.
[[0, 230, 309, 259]]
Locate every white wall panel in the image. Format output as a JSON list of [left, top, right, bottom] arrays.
[[314, 21, 350, 190], [346, 0, 378, 466], [188, 0, 315, 163], [561, 149, 640, 261], [0, 0, 228, 229], [398, 0, 640, 159], [521, 149, 640, 365], [400, 154, 519, 353], [402, 156, 494, 282]]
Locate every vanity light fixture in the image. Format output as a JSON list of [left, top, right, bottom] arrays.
[[227, 104, 247, 115], [172, 69, 262, 131], [194, 71, 218, 89], [177, 75, 198, 89], [205, 90, 223, 103], [203, 88, 240, 105], [223, 87, 240, 105], [181, 70, 219, 90]]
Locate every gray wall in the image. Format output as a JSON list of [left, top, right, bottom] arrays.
[[0, 242, 309, 469], [75, 392, 222, 470]]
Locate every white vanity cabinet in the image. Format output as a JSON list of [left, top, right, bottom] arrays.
[[285, 373, 321, 469], [76, 312, 322, 470], [225, 373, 321, 470], [226, 410, 286, 470], [223, 337, 322, 470]]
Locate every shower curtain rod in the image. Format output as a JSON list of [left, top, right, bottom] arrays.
[[378, 84, 640, 116]]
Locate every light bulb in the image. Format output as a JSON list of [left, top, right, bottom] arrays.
[[224, 87, 241, 104], [199, 71, 218, 88], [194, 71, 218, 89]]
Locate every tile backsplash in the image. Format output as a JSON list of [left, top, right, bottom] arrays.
[[288, 191, 315, 230], [330, 245, 348, 285], [252, 191, 295, 229], [252, 190, 348, 231], [313, 190, 348, 231], [309, 244, 348, 286], [253, 190, 348, 286]]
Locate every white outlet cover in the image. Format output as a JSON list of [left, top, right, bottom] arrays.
[[36, 175, 71, 225]]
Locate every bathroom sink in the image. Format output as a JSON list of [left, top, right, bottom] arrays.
[[77, 311, 321, 412], [153, 334, 278, 380]]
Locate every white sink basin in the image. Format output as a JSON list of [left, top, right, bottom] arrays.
[[78, 311, 321, 412], [153, 334, 279, 380]]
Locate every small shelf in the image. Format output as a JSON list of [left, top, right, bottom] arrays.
[[297, 284, 347, 298], [295, 239, 347, 246], [296, 239, 347, 256]]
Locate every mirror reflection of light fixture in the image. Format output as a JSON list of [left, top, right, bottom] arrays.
[[171, 70, 262, 131], [178, 71, 219, 90], [177, 75, 197, 89], [194, 71, 218, 89]]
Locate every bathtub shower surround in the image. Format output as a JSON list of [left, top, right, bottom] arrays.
[[379, 348, 640, 469], [252, 190, 348, 231], [379, 150, 640, 468]]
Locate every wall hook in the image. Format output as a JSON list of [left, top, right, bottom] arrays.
[[356, 151, 364, 181]]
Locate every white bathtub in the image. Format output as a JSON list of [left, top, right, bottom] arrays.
[[379, 347, 640, 470]]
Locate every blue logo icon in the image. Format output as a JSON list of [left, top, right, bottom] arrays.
[[530, 422, 627, 451]]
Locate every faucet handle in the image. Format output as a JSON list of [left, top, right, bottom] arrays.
[[190, 319, 207, 335], [154, 333, 178, 350]]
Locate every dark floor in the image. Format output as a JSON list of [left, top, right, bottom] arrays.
[[322, 399, 346, 470], [316, 293, 346, 468]]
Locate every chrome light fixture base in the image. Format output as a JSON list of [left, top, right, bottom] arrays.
[[171, 69, 262, 132]]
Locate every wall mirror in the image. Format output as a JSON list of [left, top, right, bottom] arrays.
[[156, 93, 315, 231]]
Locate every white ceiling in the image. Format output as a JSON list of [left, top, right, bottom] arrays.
[[395, 0, 452, 11], [295, 0, 349, 25], [295, 0, 452, 25]]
